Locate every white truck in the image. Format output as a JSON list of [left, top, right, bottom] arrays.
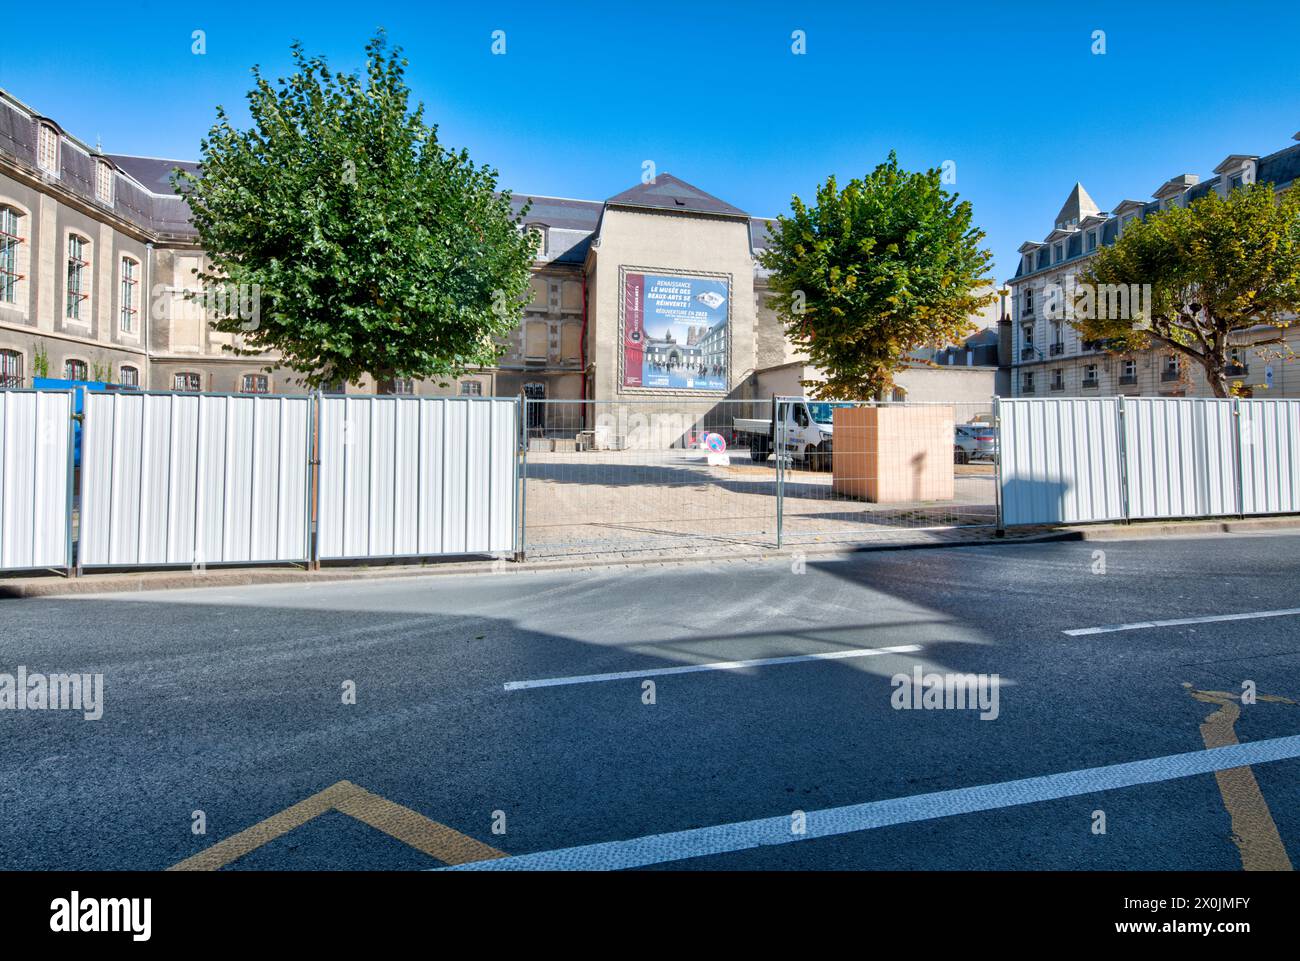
[[734, 396, 844, 471]]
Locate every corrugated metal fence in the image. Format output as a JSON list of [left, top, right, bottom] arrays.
[[315, 395, 518, 560], [998, 396, 1300, 527], [998, 397, 1125, 526], [5, 388, 1298, 574], [1, 388, 518, 575], [0, 389, 73, 572], [80, 391, 313, 568]]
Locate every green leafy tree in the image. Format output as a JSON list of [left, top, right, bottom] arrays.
[[1073, 183, 1300, 397], [177, 33, 537, 389], [759, 153, 995, 399]]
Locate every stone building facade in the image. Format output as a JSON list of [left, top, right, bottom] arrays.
[[1006, 130, 1300, 399]]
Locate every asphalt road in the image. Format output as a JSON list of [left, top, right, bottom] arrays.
[[2, 532, 1299, 870]]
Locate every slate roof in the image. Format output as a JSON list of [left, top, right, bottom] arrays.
[[0, 89, 198, 241], [1053, 183, 1099, 225], [105, 154, 201, 193], [1013, 135, 1300, 283], [604, 172, 749, 218], [2, 88, 773, 260]]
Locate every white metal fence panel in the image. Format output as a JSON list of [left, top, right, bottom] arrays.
[[317, 395, 517, 560], [998, 398, 1125, 525], [1123, 398, 1237, 519], [80, 391, 311, 567], [0, 389, 72, 571], [1239, 399, 1300, 515]]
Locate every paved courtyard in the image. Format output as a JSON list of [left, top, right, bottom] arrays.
[[522, 448, 997, 558]]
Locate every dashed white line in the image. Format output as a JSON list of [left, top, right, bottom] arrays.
[[1063, 607, 1300, 636], [503, 644, 923, 691]]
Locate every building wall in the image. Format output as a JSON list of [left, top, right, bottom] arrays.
[[1, 168, 152, 386], [1008, 142, 1299, 399], [894, 366, 998, 406], [587, 206, 757, 403]]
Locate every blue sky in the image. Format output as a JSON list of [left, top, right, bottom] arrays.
[[3, 0, 1298, 280]]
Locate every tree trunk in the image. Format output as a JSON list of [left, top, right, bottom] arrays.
[[1206, 360, 1230, 398]]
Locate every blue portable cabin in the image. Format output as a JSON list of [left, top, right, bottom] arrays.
[[32, 377, 139, 468]]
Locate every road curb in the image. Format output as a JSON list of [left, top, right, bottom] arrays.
[[2, 517, 1297, 599]]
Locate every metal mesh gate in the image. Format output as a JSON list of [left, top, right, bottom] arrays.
[[520, 398, 776, 557], [775, 399, 999, 545], [519, 397, 999, 558]]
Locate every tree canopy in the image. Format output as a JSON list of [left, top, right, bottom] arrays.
[[1073, 182, 1300, 397], [759, 153, 995, 399], [177, 33, 537, 389]]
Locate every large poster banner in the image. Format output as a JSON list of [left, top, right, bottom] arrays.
[[621, 271, 728, 391]]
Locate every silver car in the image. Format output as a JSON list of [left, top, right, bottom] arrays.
[[954, 423, 998, 464]]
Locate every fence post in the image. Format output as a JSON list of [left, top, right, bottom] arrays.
[[309, 390, 321, 570], [65, 390, 77, 576], [992, 395, 1004, 536], [514, 396, 527, 563], [1233, 396, 1246, 519], [1116, 394, 1131, 523], [775, 399, 785, 549], [75, 388, 89, 576], [516, 397, 528, 562]]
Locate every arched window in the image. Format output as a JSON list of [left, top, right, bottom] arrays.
[[65, 234, 91, 321], [119, 365, 139, 388], [0, 348, 23, 388], [64, 358, 87, 381], [241, 373, 269, 394], [0, 206, 25, 305], [173, 371, 202, 392]]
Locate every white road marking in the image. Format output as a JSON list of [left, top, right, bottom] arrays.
[[445, 733, 1300, 871], [1064, 607, 1300, 636], [502, 644, 923, 691]]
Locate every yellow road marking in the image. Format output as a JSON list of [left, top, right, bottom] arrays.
[[168, 780, 505, 871], [1186, 686, 1296, 872]]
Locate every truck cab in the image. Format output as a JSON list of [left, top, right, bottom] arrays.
[[738, 396, 841, 471]]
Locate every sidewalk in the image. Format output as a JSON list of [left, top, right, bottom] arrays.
[[2, 515, 1298, 599]]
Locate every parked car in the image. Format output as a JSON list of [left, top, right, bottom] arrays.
[[954, 423, 998, 464]]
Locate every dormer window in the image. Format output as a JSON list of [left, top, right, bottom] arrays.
[[1228, 173, 1244, 192], [1053, 243, 1064, 263], [1087, 230, 1098, 252], [95, 159, 114, 204], [37, 123, 59, 173]]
